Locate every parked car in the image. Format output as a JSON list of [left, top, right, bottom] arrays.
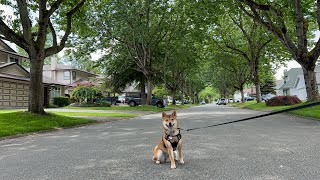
[[216, 98, 227, 105], [244, 96, 255, 101], [261, 95, 275, 101], [125, 95, 164, 108], [118, 95, 126, 103], [200, 100, 206, 105], [98, 96, 121, 105]]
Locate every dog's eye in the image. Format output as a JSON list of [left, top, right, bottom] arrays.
[[166, 120, 168, 121], [171, 119, 174, 120]]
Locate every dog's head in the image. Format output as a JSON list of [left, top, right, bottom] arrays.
[[162, 110, 178, 131]]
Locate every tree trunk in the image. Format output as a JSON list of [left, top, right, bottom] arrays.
[[255, 84, 261, 103], [146, 77, 153, 105], [172, 89, 176, 105], [195, 93, 199, 103], [302, 66, 319, 101], [140, 78, 146, 105], [252, 65, 262, 103], [192, 92, 195, 104], [240, 89, 245, 103], [28, 55, 45, 114]]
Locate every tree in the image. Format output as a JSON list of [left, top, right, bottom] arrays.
[[260, 72, 276, 95], [213, 11, 273, 102], [208, 50, 251, 102], [158, 31, 199, 105], [98, 44, 147, 103], [61, 49, 101, 74], [199, 86, 217, 103], [81, 0, 181, 105], [0, 0, 86, 114], [238, 0, 320, 101]]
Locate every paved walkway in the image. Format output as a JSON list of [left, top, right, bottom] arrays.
[[0, 104, 319, 179]]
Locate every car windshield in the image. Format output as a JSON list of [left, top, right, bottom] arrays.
[[220, 99, 225, 100]]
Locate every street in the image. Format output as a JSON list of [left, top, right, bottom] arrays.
[[0, 104, 320, 180]]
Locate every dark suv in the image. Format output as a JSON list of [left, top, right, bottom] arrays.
[[125, 95, 164, 108]]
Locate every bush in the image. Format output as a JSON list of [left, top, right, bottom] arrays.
[[266, 96, 302, 106], [96, 101, 112, 107], [71, 86, 102, 104], [53, 97, 70, 107]]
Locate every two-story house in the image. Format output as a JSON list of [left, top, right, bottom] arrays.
[[42, 56, 98, 95], [0, 39, 65, 108]]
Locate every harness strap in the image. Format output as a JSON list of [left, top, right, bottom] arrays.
[[163, 131, 182, 151]]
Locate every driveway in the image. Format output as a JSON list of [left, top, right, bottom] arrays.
[[0, 104, 319, 180]]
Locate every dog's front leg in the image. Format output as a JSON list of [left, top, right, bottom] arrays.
[[165, 141, 176, 169], [178, 139, 184, 164]]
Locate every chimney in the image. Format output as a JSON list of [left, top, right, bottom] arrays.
[[51, 55, 57, 70], [51, 55, 57, 80]]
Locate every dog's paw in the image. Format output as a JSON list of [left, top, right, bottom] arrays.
[[179, 159, 184, 164], [155, 160, 160, 164], [171, 165, 176, 169]]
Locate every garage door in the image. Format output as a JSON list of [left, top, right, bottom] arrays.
[[0, 80, 29, 107]]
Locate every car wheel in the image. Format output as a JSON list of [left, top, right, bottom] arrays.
[[129, 101, 136, 107], [156, 102, 163, 108]]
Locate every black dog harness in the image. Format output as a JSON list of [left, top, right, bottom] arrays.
[[163, 130, 182, 151]]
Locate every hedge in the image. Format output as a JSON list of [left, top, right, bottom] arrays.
[[53, 97, 70, 107]]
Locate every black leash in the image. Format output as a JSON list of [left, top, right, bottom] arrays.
[[180, 101, 320, 132]]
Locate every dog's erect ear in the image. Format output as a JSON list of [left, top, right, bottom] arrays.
[[172, 110, 177, 117], [162, 112, 166, 118]]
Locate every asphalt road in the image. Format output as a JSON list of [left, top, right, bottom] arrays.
[[0, 104, 320, 180]]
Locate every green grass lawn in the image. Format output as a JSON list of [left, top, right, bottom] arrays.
[[229, 101, 320, 120], [0, 103, 196, 138], [64, 104, 196, 112], [290, 105, 320, 119], [52, 112, 138, 117], [0, 112, 95, 138]]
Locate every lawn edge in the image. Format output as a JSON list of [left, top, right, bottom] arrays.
[[229, 103, 320, 121]]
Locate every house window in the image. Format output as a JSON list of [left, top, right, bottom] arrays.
[[50, 86, 61, 101], [64, 71, 70, 80], [72, 71, 76, 81], [10, 57, 19, 63]]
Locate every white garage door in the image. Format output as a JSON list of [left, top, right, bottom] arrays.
[[0, 80, 29, 107]]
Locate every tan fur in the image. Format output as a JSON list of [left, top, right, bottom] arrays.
[[152, 110, 184, 169]]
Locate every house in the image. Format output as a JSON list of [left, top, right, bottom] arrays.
[[279, 66, 320, 100], [42, 56, 98, 95], [0, 39, 65, 108], [275, 80, 284, 96]]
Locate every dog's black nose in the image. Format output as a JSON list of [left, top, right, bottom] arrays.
[[169, 122, 172, 126]]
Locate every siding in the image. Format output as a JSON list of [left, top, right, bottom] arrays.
[[0, 78, 29, 107]]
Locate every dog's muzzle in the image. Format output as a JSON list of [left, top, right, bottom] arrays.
[[166, 123, 174, 129]]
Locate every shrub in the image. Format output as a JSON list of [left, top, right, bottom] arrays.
[[71, 86, 102, 104], [96, 101, 112, 107], [53, 97, 70, 107], [266, 96, 302, 106]]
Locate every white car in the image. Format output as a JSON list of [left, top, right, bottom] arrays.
[[216, 98, 227, 105]]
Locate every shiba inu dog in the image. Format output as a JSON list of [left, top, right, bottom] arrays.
[[152, 110, 184, 169]]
